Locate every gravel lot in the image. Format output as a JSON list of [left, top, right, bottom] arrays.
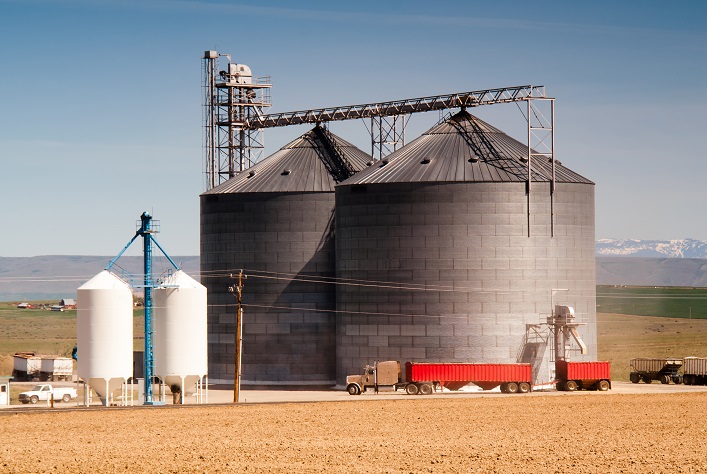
[[2, 384, 707, 473]]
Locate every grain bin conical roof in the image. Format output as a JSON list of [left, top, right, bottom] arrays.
[[204, 125, 372, 194], [339, 110, 593, 185]]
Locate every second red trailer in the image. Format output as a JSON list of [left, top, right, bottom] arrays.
[[555, 360, 611, 391]]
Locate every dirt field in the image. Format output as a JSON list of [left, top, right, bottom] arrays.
[[2, 391, 707, 473]]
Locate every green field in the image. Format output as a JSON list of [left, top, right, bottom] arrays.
[[597, 285, 707, 319], [0, 302, 145, 376]]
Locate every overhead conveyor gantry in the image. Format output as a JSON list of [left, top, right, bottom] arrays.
[[242, 85, 546, 129], [202, 50, 555, 195]]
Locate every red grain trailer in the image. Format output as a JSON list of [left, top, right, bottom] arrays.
[[404, 362, 533, 395], [345, 361, 533, 395], [555, 360, 611, 392]]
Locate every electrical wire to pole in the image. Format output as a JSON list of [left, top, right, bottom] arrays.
[[229, 270, 246, 403]]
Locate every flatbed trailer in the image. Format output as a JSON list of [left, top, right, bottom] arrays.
[[629, 358, 683, 384], [555, 360, 611, 391]]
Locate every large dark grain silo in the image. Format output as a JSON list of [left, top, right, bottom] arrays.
[[201, 126, 371, 385], [335, 110, 596, 385]]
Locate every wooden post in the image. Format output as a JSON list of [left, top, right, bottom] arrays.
[[229, 271, 245, 403]]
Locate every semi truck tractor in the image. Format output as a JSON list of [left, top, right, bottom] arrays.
[[555, 360, 611, 391], [346, 361, 533, 395]]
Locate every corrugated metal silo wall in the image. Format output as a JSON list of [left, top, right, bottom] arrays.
[[201, 191, 337, 385], [335, 181, 596, 385]]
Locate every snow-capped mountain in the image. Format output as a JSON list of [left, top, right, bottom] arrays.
[[596, 239, 707, 258]]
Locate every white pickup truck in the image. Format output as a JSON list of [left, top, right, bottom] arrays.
[[18, 384, 78, 404]]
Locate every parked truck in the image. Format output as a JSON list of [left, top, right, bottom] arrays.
[[12, 353, 73, 381], [346, 361, 533, 395], [18, 384, 78, 404], [682, 357, 707, 385], [555, 360, 611, 391], [629, 358, 683, 384]]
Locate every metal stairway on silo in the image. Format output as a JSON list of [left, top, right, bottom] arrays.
[[448, 111, 528, 179], [308, 125, 357, 183], [516, 323, 549, 384]]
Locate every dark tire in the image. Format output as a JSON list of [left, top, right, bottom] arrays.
[[598, 380, 610, 391], [30, 395, 39, 404], [419, 384, 433, 395], [672, 375, 683, 385], [630, 373, 640, 384], [506, 382, 519, 394], [565, 380, 578, 392], [659, 375, 670, 384], [500, 383, 508, 393], [405, 384, 419, 395], [518, 382, 531, 393], [346, 384, 360, 396], [556, 382, 565, 392], [642, 376, 652, 384], [62, 394, 71, 403]]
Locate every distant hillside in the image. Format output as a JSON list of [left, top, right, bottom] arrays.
[[0, 255, 200, 302], [2, 253, 706, 301], [596, 239, 707, 258], [596, 257, 707, 287]]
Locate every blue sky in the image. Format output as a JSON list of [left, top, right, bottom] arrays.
[[1, 0, 705, 257]]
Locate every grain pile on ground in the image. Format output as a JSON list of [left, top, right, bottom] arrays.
[[2, 393, 707, 473]]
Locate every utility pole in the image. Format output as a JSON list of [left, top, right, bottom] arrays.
[[229, 271, 245, 403]]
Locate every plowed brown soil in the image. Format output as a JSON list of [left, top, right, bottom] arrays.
[[2, 393, 707, 473]]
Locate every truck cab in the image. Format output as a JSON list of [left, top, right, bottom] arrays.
[[346, 361, 401, 395]]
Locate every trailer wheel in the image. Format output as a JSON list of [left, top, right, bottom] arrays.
[[419, 384, 433, 395], [564, 381, 578, 392], [62, 394, 71, 403], [629, 373, 639, 384], [642, 376, 652, 384], [405, 384, 418, 395], [672, 375, 682, 385], [518, 382, 530, 393], [505, 382, 519, 394], [499, 383, 508, 393], [30, 395, 39, 404], [555, 382, 565, 392], [597, 380, 610, 391], [659, 375, 670, 384], [346, 384, 360, 395]]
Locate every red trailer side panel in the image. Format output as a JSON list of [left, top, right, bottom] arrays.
[[556, 361, 610, 381], [405, 362, 531, 383]]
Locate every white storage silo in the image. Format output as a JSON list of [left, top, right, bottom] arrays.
[[153, 270, 207, 403], [77, 270, 133, 405]]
